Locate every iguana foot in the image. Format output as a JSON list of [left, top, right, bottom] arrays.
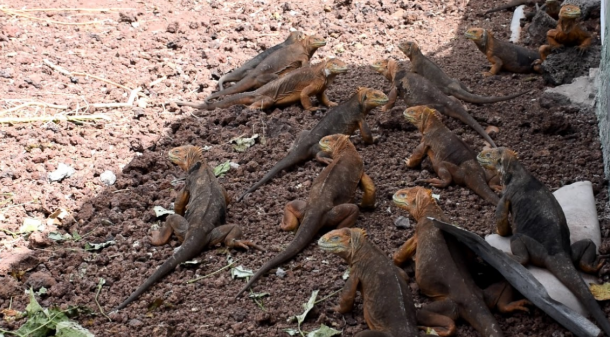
[[229, 239, 265, 251], [326, 102, 338, 107], [577, 46, 589, 56], [499, 299, 530, 313], [482, 71, 495, 77]]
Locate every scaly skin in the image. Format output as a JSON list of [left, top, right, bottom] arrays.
[[403, 106, 500, 205], [176, 58, 347, 111], [539, 5, 592, 61], [371, 59, 497, 147], [464, 28, 542, 76], [477, 147, 610, 336], [235, 134, 376, 298], [116, 145, 261, 310], [398, 41, 531, 100], [237, 87, 388, 201], [318, 228, 420, 337], [205, 34, 326, 101], [392, 187, 529, 337], [217, 31, 304, 90]]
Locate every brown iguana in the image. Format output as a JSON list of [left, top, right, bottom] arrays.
[[175, 58, 347, 111], [318, 228, 422, 337], [116, 145, 261, 310], [393, 187, 529, 336], [397, 41, 530, 101], [539, 4, 592, 61], [235, 134, 376, 298], [217, 31, 304, 90], [477, 147, 610, 336], [237, 87, 387, 201], [204, 34, 326, 102], [464, 28, 542, 76], [371, 59, 497, 147], [403, 105, 500, 205]]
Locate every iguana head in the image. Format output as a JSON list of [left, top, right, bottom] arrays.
[[304, 34, 327, 49], [464, 28, 487, 42], [356, 87, 389, 109], [398, 41, 420, 59], [477, 147, 519, 173], [324, 58, 348, 75], [393, 187, 437, 220], [319, 134, 352, 155], [168, 145, 204, 171], [318, 227, 367, 262], [559, 4, 581, 19], [403, 105, 442, 131], [370, 59, 389, 73], [286, 30, 305, 43]]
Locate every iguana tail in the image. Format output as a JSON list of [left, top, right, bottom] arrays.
[[451, 89, 531, 104], [205, 74, 259, 102], [235, 211, 325, 298], [177, 93, 254, 111], [116, 232, 208, 310], [459, 298, 503, 337], [433, 103, 497, 148], [546, 254, 610, 337]]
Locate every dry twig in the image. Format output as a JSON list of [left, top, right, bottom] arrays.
[[0, 7, 105, 25], [0, 114, 111, 124], [0, 102, 68, 115], [91, 87, 142, 108]]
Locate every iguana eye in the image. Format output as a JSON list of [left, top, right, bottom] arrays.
[[331, 236, 340, 241]]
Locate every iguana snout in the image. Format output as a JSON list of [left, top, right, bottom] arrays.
[[325, 58, 348, 74], [168, 145, 203, 171], [370, 59, 388, 73], [403, 105, 441, 129], [477, 147, 517, 171], [319, 134, 350, 153], [393, 187, 432, 212], [306, 34, 327, 48], [318, 228, 352, 254], [464, 28, 485, 41], [398, 41, 419, 58], [559, 4, 581, 18], [358, 87, 389, 107]]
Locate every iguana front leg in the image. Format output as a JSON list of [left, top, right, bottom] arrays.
[[318, 91, 338, 107], [406, 142, 429, 168], [571, 239, 604, 273], [484, 56, 504, 77], [334, 274, 360, 313], [150, 214, 190, 245], [393, 235, 417, 266], [359, 172, 376, 208], [495, 195, 512, 236], [209, 224, 264, 250], [358, 120, 375, 145], [382, 86, 397, 112], [174, 189, 190, 216], [300, 84, 320, 111]]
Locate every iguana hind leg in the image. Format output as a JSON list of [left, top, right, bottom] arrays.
[[248, 96, 275, 110], [209, 224, 264, 250], [393, 235, 417, 266], [150, 214, 189, 245], [359, 172, 376, 208], [484, 281, 530, 313], [423, 163, 457, 188], [323, 203, 359, 229], [510, 233, 549, 267], [280, 200, 307, 231], [416, 299, 459, 337], [572, 239, 604, 273]]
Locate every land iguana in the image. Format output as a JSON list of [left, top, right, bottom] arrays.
[[392, 187, 529, 336], [464, 28, 543, 76], [237, 87, 388, 201], [235, 134, 376, 298], [116, 145, 262, 310], [403, 106, 500, 205], [371, 59, 497, 147], [217, 31, 304, 90], [318, 228, 421, 337], [397, 41, 530, 102], [176, 58, 347, 111], [539, 4, 592, 61], [205, 34, 326, 101], [477, 147, 610, 336]]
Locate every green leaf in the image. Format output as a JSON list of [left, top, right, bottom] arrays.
[[48, 232, 65, 242], [36, 287, 48, 296], [231, 134, 258, 152], [71, 231, 81, 241], [25, 288, 43, 315], [307, 324, 342, 337], [84, 240, 115, 251], [284, 328, 300, 336], [55, 320, 94, 337], [213, 161, 231, 177], [295, 290, 319, 326], [230, 265, 254, 279], [153, 205, 175, 217]]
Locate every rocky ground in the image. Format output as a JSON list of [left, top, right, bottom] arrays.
[[0, 0, 608, 336]]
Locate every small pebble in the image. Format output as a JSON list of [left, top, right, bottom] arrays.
[[100, 170, 117, 186], [276, 267, 287, 278], [394, 216, 411, 229], [48, 163, 75, 182]]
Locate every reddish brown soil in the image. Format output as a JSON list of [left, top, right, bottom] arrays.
[[0, 0, 608, 336]]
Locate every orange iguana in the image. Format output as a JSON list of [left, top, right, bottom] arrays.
[[371, 59, 497, 147], [175, 58, 347, 111], [397, 41, 530, 102], [217, 31, 304, 90], [464, 28, 542, 76], [238, 87, 387, 201], [235, 134, 376, 298], [403, 106, 500, 205], [477, 147, 610, 336], [392, 187, 529, 337], [539, 4, 592, 61], [116, 145, 261, 310], [205, 34, 326, 101], [318, 228, 424, 337]]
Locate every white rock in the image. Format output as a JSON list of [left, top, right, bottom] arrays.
[[275, 267, 287, 278], [100, 170, 117, 186], [48, 163, 75, 182]]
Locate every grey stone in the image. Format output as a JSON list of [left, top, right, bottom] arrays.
[[394, 216, 411, 229], [541, 45, 602, 85], [275, 267, 286, 278], [542, 68, 600, 108], [48, 163, 75, 182], [100, 170, 117, 186]]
